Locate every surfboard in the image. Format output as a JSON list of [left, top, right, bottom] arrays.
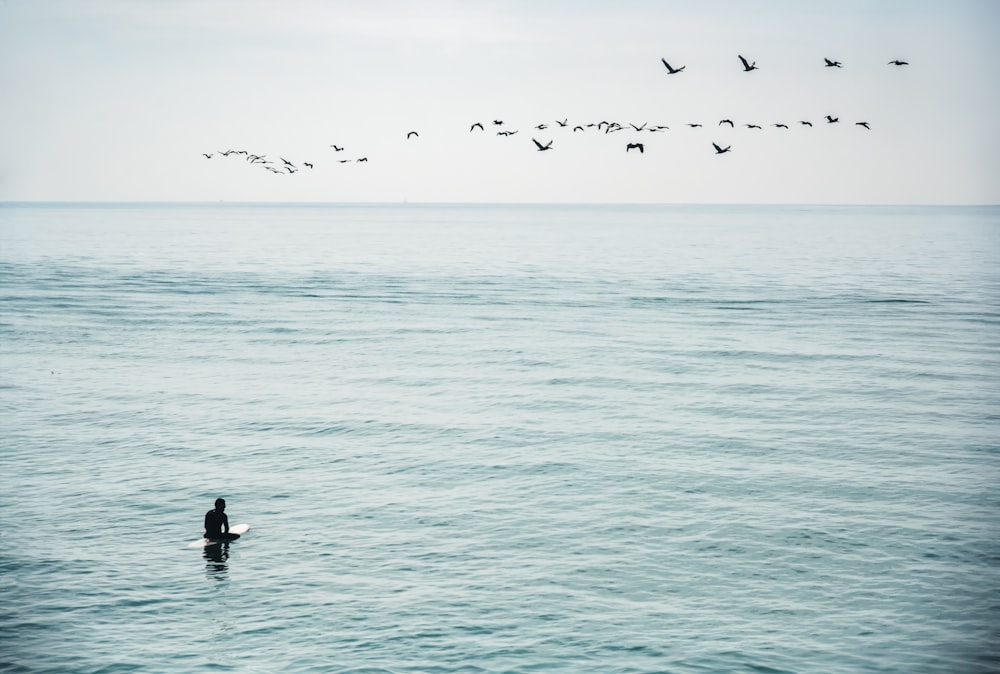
[[188, 523, 250, 548]]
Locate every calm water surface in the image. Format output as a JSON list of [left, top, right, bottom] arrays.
[[1, 203, 998, 673]]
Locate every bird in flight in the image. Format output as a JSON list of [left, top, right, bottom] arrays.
[[888, 60, 909, 66], [773, 123, 789, 129], [712, 143, 731, 154], [330, 145, 344, 151], [738, 55, 758, 71], [719, 119, 734, 127], [532, 138, 554, 151], [357, 157, 368, 162], [825, 115, 839, 123], [303, 162, 313, 169], [687, 123, 703, 128], [555, 118, 568, 127], [745, 124, 762, 129], [661, 58, 685, 74], [799, 121, 813, 127], [626, 143, 644, 153], [824, 58, 843, 68], [470, 122, 484, 132], [855, 121, 871, 129], [407, 131, 419, 139], [202, 153, 213, 159]]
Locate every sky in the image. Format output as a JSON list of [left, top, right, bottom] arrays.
[[0, 0, 997, 204]]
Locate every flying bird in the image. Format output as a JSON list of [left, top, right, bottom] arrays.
[[738, 55, 758, 71], [799, 121, 813, 127], [330, 145, 344, 151], [687, 123, 702, 128], [626, 142, 644, 153], [532, 138, 553, 151], [719, 119, 734, 127], [493, 120, 504, 126], [281, 157, 295, 167], [470, 122, 484, 132], [535, 123, 548, 130], [661, 58, 685, 74], [555, 118, 568, 127], [202, 153, 213, 159], [824, 58, 843, 68], [357, 157, 368, 162], [745, 124, 762, 129], [773, 123, 789, 129], [573, 126, 585, 132], [825, 115, 839, 123], [855, 121, 871, 129], [407, 131, 419, 139], [303, 162, 313, 169], [712, 143, 731, 154], [888, 60, 909, 66]]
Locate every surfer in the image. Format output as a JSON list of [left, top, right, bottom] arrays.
[[204, 498, 240, 541]]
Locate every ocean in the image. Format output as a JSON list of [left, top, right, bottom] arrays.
[[1, 203, 998, 673]]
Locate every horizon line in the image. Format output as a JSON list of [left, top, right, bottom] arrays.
[[2, 200, 998, 208]]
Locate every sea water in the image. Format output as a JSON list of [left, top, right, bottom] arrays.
[[1, 203, 998, 674]]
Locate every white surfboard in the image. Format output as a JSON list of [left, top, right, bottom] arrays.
[[188, 523, 250, 548]]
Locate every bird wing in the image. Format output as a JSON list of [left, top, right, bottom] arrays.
[[738, 55, 751, 69]]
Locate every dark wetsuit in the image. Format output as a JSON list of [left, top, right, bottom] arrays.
[[204, 509, 239, 540]]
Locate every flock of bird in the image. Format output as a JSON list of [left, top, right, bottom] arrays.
[[200, 55, 909, 174]]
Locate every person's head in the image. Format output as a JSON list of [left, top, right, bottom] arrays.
[[215, 498, 226, 511]]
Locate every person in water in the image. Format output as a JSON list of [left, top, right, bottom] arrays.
[[204, 498, 240, 541]]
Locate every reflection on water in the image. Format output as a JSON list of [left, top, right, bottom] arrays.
[[203, 543, 231, 580]]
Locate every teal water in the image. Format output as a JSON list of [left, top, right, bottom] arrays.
[[1, 203, 998, 673]]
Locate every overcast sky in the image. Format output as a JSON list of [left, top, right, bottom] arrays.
[[0, 0, 997, 204]]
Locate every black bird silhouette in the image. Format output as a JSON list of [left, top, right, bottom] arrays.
[[738, 55, 758, 71], [470, 122, 484, 132], [304, 162, 313, 169], [825, 115, 839, 123], [330, 145, 344, 151], [661, 58, 685, 74], [202, 153, 213, 159], [498, 130, 518, 136], [799, 121, 813, 127], [533, 138, 553, 151], [712, 143, 731, 154], [626, 142, 644, 153], [493, 120, 504, 126], [630, 122, 647, 131], [281, 157, 295, 167], [357, 157, 368, 162], [687, 123, 702, 128], [855, 121, 871, 129], [555, 118, 568, 127], [824, 58, 843, 68], [573, 126, 585, 132], [888, 60, 909, 66], [773, 123, 789, 129], [745, 124, 762, 129], [719, 119, 734, 127], [535, 123, 548, 130], [407, 131, 419, 139]]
